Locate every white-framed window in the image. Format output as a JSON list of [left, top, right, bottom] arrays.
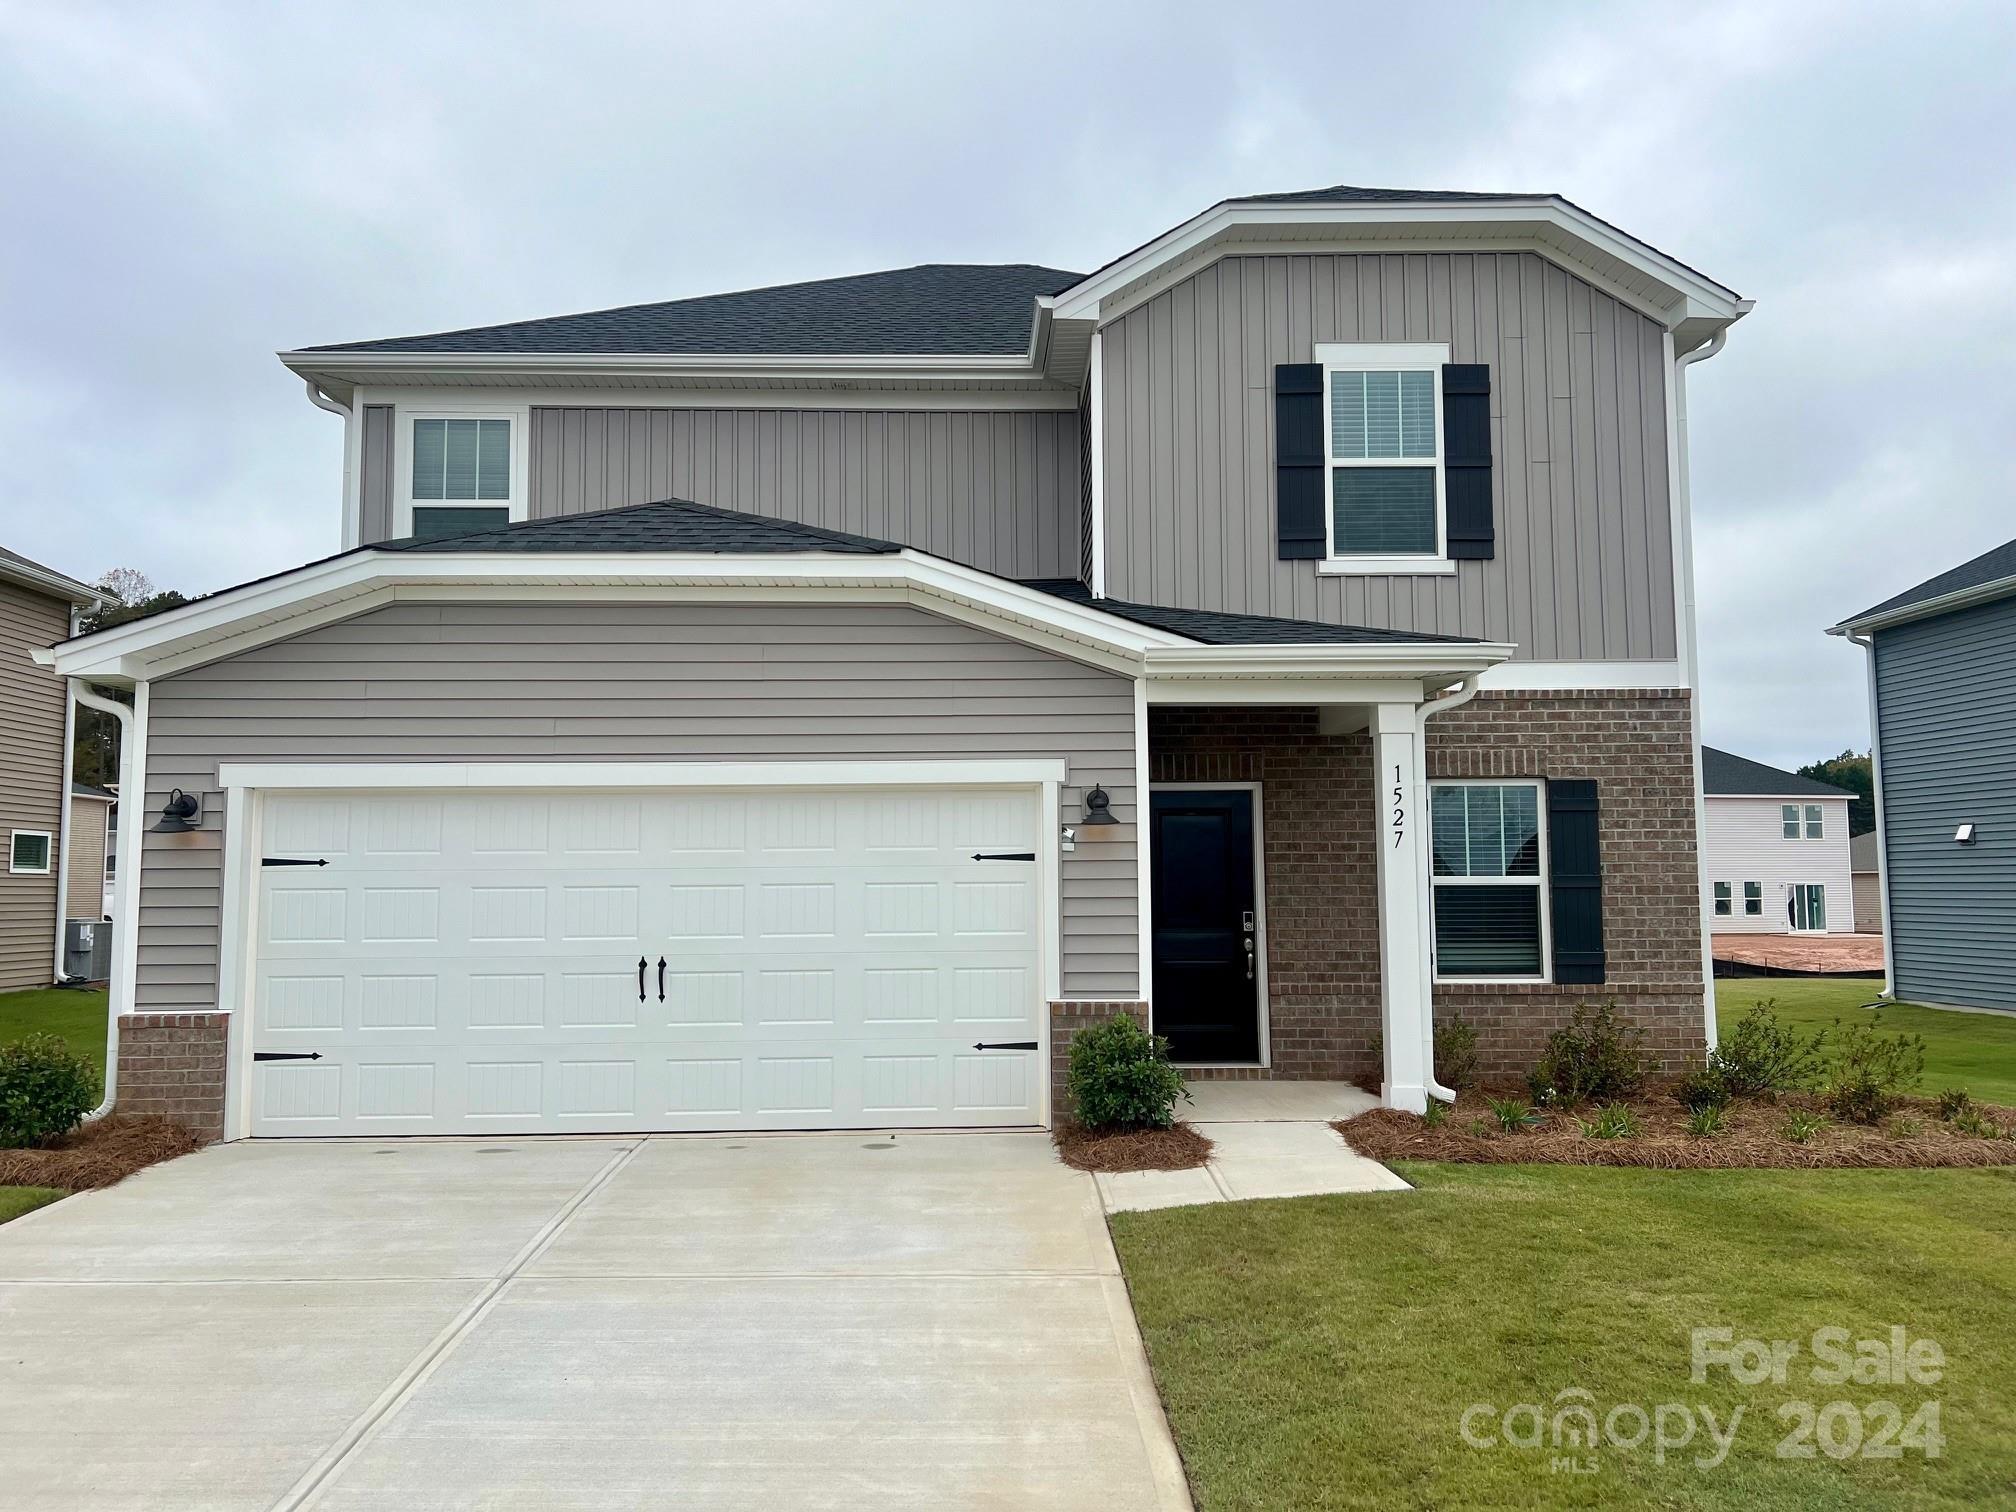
[[394, 407, 529, 540], [1781, 804, 1800, 839], [1790, 883, 1828, 932], [1429, 779, 1548, 981], [9, 830, 52, 875], [1316, 341, 1452, 575], [1712, 881, 1732, 917], [1804, 804, 1824, 839], [1743, 881, 1762, 916]]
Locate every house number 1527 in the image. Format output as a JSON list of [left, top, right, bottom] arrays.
[[1391, 764, 1406, 849]]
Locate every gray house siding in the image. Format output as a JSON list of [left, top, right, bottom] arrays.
[[1874, 594, 2016, 1010], [0, 580, 69, 990], [1099, 251, 1676, 659], [135, 601, 1138, 1011]]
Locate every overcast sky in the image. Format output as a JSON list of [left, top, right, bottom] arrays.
[[5, 1, 2013, 769]]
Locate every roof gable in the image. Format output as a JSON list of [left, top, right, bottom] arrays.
[[1838, 534, 2016, 629], [383, 499, 903, 556]]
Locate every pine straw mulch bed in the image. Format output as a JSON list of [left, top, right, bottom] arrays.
[[1053, 1120, 1214, 1173], [0, 1116, 206, 1192], [1337, 1084, 2016, 1171]]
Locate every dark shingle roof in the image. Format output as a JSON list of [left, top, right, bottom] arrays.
[[301, 264, 1083, 358], [1702, 746, 1855, 799], [1843, 535, 2016, 625], [71, 780, 116, 801], [1019, 579, 1481, 646], [380, 499, 903, 556], [1230, 184, 1542, 205]]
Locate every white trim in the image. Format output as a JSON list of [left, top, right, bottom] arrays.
[[117, 681, 147, 1017], [217, 784, 255, 1141], [1316, 342, 1450, 571], [1088, 331, 1108, 597], [1426, 777, 1553, 986], [52, 608, 78, 977], [1850, 632, 1897, 995], [1476, 659, 1686, 691], [392, 403, 531, 539], [1831, 573, 2016, 637], [1152, 782, 1270, 1069], [9, 829, 53, 875], [1133, 677, 1152, 1006], [0, 556, 112, 610], [353, 384, 1079, 414]]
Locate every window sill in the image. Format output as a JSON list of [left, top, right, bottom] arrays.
[[1318, 557, 1457, 577]]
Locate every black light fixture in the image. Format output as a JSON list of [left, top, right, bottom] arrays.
[[152, 788, 201, 833], [1079, 785, 1119, 831]]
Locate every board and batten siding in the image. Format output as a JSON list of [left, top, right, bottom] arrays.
[[135, 601, 1138, 1011], [1874, 594, 2016, 1010], [1701, 796, 1854, 935], [1099, 251, 1677, 660], [0, 580, 69, 990]]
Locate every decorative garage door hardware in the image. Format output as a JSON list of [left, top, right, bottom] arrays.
[[636, 957, 669, 1001], [971, 1041, 1039, 1051], [971, 851, 1036, 861], [253, 1051, 323, 1062], [261, 857, 329, 867]]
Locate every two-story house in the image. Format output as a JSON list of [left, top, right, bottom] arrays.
[[41, 187, 1748, 1140], [1700, 747, 1856, 937]]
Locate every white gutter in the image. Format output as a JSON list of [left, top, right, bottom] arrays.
[[68, 681, 143, 1121], [1830, 571, 2016, 637], [1846, 631, 1896, 998], [1671, 326, 1729, 1053], [1415, 675, 1481, 1102], [51, 608, 79, 983], [303, 380, 359, 550]]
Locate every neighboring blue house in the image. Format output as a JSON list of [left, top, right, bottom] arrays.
[[1832, 536, 2016, 1011]]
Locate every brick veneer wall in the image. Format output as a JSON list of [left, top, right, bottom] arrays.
[[1150, 691, 1705, 1083], [114, 1012, 228, 1142], [1048, 1000, 1149, 1121]]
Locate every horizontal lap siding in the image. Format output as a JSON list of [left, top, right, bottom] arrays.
[[1875, 597, 2016, 1009], [1101, 251, 1675, 660], [1702, 797, 1855, 934], [523, 408, 1083, 581], [0, 582, 68, 990], [137, 602, 1137, 1009]]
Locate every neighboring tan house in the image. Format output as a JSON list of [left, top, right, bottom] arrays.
[[0, 546, 111, 992], [1701, 747, 1856, 935], [39, 185, 1750, 1140], [1833, 535, 2016, 1011], [1849, 831, 1882, 935]]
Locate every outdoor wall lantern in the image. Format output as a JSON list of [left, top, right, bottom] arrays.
[[1078, 786, 1119, 831], [1955, 823, 1978, 845], [152, 788, 201, 833]]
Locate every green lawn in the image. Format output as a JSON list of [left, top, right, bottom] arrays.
[[0, 1187, 64, 1226], [0, 985, 108, 1078], [1716, 979, 2016, 1106], [1114, 1165, 2016, 1510]]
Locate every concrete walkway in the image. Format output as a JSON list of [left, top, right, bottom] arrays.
[[1095, 1081, 1410, 1213], [0, 1133, 1191, 1512]]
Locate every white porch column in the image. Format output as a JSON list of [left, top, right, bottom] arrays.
[[1372, 702, 1432, 1112]]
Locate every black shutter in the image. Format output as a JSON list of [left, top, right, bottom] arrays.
[[1442, 364, 1494, 560], [1275, 363, 1325, 559], [1547, 779, 1605, 984]]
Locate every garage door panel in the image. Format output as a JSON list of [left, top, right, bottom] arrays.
[[252, 787, 1045, 1135]]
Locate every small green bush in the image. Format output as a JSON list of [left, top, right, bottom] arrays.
[[1823, 1016, 1925, 1125], [1576, 1104, 1641, 1140], [1673, 1066, 1730, 1114], [1066, 1016, 1187, 1131], [1709, 1001, 1828, 1099], [1434, 1016, 1481, 1092], [1528, 1001, 1645, 1106], [1687, 1104, 1725, 1138], [1421, 1098, 1450, 1130], [1936, 1088, 1975, 1121], [0, 1034, 101, 1148], [1948, 1106, 2002, 1141], [1782, 1110, 1829, 1144], [1485, 1095, 1540, 1132]]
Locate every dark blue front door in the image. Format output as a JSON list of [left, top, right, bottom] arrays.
[[1150, 788, 1261, 1064]]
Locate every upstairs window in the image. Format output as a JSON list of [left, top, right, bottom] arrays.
[[1781, 804, 1800, 839], [1430, 781, 1547, 980], [1319, 343, 1447, 571], [1782, 803, 1825, 839], [400, 412, 523, 540], [1805, 804, 1824, 839]]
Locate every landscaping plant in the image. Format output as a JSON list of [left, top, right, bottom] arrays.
[[1485, 1095, 1541, 1133], [1948, 1106, 2004, 1141], [1576, 1104, 1641, 1140], [1065, 1016, 1188, 1131], [1673, 1066, 1730, 1114], [1526, 1000, 1645, 1106], [1687, 1104, 1725, 1138], [1433, 1016, 1481, 1091], [1823, 1015, 1926, 1125], [1709, 1000, 1828, 1099], [1782, 1110, 1829, 1144], [1887, 1116, 1922, 1139], [1420, 1097, 1449, 1130], [1937, 1087, 1975, 1121], [0, 1033, 101, 1148]]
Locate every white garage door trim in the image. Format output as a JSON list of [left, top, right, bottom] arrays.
[[215, 760, 1065, 1141]]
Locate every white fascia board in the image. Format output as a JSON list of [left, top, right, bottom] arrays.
[[1829, 573, 2016, 636], [362, 384, 1077, 413], [0, 558, 114, 611], [1142, 641, 1513, 681], [218, 758, 1068, 792], [278, 349, 1045, 387], [1050, 199, 1745, 329]]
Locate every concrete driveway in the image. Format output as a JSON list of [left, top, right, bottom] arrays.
[[0, 1133, 1189, 1511]]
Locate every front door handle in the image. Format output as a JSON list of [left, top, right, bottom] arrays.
[[1245, 937, 1255, 982], [657, 956, 667, 1002], [637, 956, 647, 1002]]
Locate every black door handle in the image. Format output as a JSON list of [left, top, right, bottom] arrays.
[[637, 956, 647, 1002], [657, 956, 667, 1002]]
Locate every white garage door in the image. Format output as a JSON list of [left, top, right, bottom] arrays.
[[249, 787, 1045, 1135]]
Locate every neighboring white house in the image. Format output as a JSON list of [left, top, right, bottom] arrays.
[[1703, 747, 1857, 935]]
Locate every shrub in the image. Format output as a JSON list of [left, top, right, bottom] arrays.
[[1948, 1106, 2002, 1141], [1421, 1098, 1450, 1130], [1687, 1104, 1725, 1138], [1708, 1002, 1827, 1099], [0, 1034, 101, 1148], [1822, 1016, 1925, 1125], [1576, 1104, 1641, 1140], [1528, 1001, 1645, 1106], [1936, 1088, 1975, 1121], [1673, 1066, 1731, 1114], [1066, 1016, 1187, 1131], [1435, 1016, 1481, 1092], [1486, 1095, 1541, 1133], [1782, 1110, 1829, 1144]]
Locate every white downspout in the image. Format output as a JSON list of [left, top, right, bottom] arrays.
[[1671, 327, 1729, 1052], [1414, 675, 1481, 1102], [305, 379, 360, 550], [51, 607, 79, 982], [1847, 631, 1895, 997], [69, 681, 141, 1121]]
